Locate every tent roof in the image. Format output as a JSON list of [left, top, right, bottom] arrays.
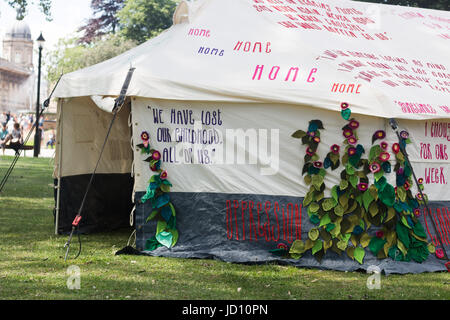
[[54, 0, 450, 120]]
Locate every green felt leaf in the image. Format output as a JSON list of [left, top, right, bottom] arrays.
[[413, 221, 427, 239], [360, 233, 371, 248], [289, 240, 306, 254], [311, 154, 320, 162], [322, 198, 337, 211], [369, 202, 379, 217], [349, 175, 358, 188], [362, 190, 374, 211], [304, 175, 312, 185], [331, 185, 339, 203], [309, 214, 320, 225], [346, 164, 355, 175], [346, 246, 355, 260], [319, 213, 331, 227], [369, 145, 382, 162], [379, 183, 396, 207], [334, 204, 344, 217], [329, 152, 339, 165], [309, 202, 320, 213], [169, 228, 179, 247], [427, 243, 436, 254], [308, 228, 319, 241], [145, 210, 159, 223], [401, 216, 412, 229], [374, 170, 384, 181], [341, 108, 351, 120], [396, 222, 410, 248], [326, 223, 336, 232], [397, 186, 407, 202], [290, 253, 302, 259], [156, 220, 167, 235], [369, 237, 387, 255], [303, 191, 314, 207], [340, 179, 349, 190], [156, 231, 173, 248], [386, 207, 396, 222], [312, 175, 324, 190], [311, 240, 323, 255], [354, 246, 365, 264], [292, 130, 306, 139], [160, 183, 171, 193]]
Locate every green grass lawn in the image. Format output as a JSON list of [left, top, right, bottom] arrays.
[[0, 156, 449, 300]]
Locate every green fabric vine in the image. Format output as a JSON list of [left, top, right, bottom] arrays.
[[137, 131, 178, 251], [272, 103, 435, 264]]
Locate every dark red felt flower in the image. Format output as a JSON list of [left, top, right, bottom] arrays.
[[343, 128, 353, 138], [349, 119, 359, 129], [379, 152, 390, 162], [306, 147, 315, 156], [277, 243, 288, 251], [331, 144, 340, 154], [436, 248, 444, 259], [152, 150, 161, 161], [313, 161, 323, 168], [376, 230, 384, 238], [357, 182, 368, 191], [348, 136, 357, 145], [348, 147, 357, 156], [380, 141, 388, 150], [141, 131, 149, 141], [414, 208, 421, 217], [341, 102, 349, 110], [392, 143, 400, 154]]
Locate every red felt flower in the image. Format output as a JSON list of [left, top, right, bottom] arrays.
[[392, 143, 400, 154], [277, 243, 288, 251], [370, 162, 381, 173], [380, 141, 388, 150], [414, 208, 421, 217], [416, 193, 424, 201], [379, 152, 390, 162], [418, 178, 424, 184], [141, 131, 149, 141], [373, 130, 386, 141], [307, 131, 316, 137], [403, 181, 410, 190], [306, 147, 315, 156], [347, 136, 357, 145], [313, 161, 323, 168], [376, 230, 384, 238], [436, 248, 444, 259], [331, 144, 340, 154], [349, 120, 359, 129], [400, 130, 409, 139], [348, 147, 357, 156], [341, 102, 349, 110]]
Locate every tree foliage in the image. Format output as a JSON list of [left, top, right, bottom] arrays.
[[78, 0, 125, 44], [45, 34, 137, 83], [117, 0, 178, 44], [355, 0, 449, 11], [5, 0, 52, 20]]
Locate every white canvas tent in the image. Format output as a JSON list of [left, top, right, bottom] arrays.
[[53, 0, 450, 273]]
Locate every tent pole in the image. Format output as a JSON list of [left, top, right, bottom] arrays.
[[55, 99, 64, 235]]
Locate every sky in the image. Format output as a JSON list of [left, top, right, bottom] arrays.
[[0, 0, 92, 53]]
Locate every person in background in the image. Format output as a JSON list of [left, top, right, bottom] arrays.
[[0, 112, 7, 127], [0, 123, 9, 155], [2, 122, 23, 154], [47, 129, 56, 149]]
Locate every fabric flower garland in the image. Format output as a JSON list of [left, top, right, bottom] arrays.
[[275, 102, 435, 265], [136, 131, 178, 251]]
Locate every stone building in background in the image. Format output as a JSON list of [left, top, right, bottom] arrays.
[[0, 20, 35, 113]]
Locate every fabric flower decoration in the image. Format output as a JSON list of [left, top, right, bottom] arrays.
[[397, 167, 404, 175], [370, 162, 381, 173], [347, 136, 357, 145], [152, 150, 161, 161], [436, 248, 444, 259], [349, 119, 359, 129], [341, 102, 349, 110], [150, 162, 160, 172], [416, 193, 423, 201], [307, 131, 316, 137], [331, 144, 340, 154], [376, 230, 384, 238], [400, 130, 409, 139], [372, 130, 386, 142], [414, 208, 421, 217], [313, 136, 321, 143], [357, 182, 368, 191], [141, 131, 149, 141], [348, 147, 357, 156], [380, 141, 388, 150], [379, 152, 390, 162], [313, 161, 323, 168], [343, 128, 353, 138], [160, 170, 168, 180], [306, 147, 315, 156], [392, 143, 400, 154], [277, 243, 288, 251], [418, 178, 423, 184], [403, 181, 410, 190]]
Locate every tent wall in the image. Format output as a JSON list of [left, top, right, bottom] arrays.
[[54, 97, 134, 234], [131, 98, 450, 273]]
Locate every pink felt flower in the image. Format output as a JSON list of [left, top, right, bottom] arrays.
[[347, 136, 358, 145], [331, 144, 340, 154], [400, 130, 409, 139], [357, 182, 368, 191], [343, 128, 353, 138], [380, 141, 388, 150], [160, 170, 168, 180], [416, 193, 424, 201], [349, 120, 359, 129], [152, 150, 161, 161], [403, 181, 410, 191], [379, 152, 390, 162], [370, 162, 381, 173], [436, 248, 444, 259], [376, 230, 384, 238], [414, 208, 421, 217], [277, 243, 288, 250], [307, 131, 316, 137]]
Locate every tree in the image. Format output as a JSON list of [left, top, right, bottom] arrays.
[[355, 0, 449, 11], [5, 0, 52, 20], [78, 0, 125, 44], [117, 0, 178, 44], [45, 34, 137, 83]]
